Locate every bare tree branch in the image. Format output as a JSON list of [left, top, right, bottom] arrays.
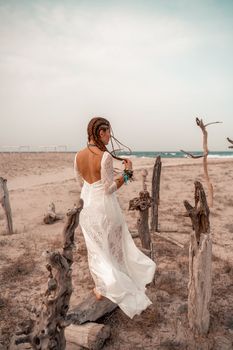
[[194, 117, 218, 207], [180, 150, 206, 159], [227, 137, 233, 149], [204, 121, 222, 127]]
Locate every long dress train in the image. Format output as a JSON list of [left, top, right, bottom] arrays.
[[74, 151, 156, 319]]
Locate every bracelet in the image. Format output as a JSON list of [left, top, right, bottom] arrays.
[[122, 169, 134, 184], [123, 173, 129, 184], [123, 169, 134, 179]]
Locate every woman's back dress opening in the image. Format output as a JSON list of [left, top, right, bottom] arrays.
[[74, 150, 156, 319]]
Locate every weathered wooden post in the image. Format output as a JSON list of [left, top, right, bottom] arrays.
[[141, 169, 148, 191], [150, 156, 162, 232], [129, 169, 152, 251], [184, 181, 212, 335], [227, 137, 233, 149], [0, 177, 14, 234]]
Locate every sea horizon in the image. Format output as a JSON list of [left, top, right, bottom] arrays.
[[1, 148, 233, 158]]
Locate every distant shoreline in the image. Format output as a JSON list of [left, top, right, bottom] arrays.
[[1, 150, 233, 158]]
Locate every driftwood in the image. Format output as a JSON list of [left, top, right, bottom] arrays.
[[67, 291, 117, 325], [0, 177, 14, 234], [65, 323, 110, 350], [152, 232, 184, 249], [150, 242, 156, 285], [10, 199, 84, 350], [129, 189, 152, 250], [30, 200, 84, 349], [141, 169, 148, 191], [181, 117, 221, 207], [151, 156, 162, 232], [43, 202, 63, 224], [227, 137, 233, 149], [184, 181, 212, 335]]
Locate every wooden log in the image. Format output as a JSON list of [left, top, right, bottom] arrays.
[[65, 323, 110, 350], [152, 232, 184, 248], [43, 202, 63, 224], [67, 291, 117, 325], [29, 199, 84, 350], [151, 156, 162, 232], [0, 177, 14, 234], [129, 190, 152, 250], [184, 181, 212, 335]]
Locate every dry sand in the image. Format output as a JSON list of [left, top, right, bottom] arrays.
[[0, 152, 233, 349]]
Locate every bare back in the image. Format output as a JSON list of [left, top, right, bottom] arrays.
[[76, 147, 105, 184]]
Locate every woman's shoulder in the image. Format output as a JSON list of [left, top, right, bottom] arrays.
[[75, 147, 106, 159]]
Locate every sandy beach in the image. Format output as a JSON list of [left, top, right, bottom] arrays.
[[0, 152, 233, 349]]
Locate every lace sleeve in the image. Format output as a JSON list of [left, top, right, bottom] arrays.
[[74, 153, 84, 189], [101, 152, 117, 194]]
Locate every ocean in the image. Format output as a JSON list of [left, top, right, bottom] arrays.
[[1, 147, 233, 158], [118, 151, 233, 159]]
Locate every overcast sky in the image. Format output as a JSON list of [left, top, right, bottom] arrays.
[[0, 0, 232, 151]]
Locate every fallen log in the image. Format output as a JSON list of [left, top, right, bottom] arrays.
[[67, 291, 117, 325], [43, 202, 63, 224], [65, 323, 110, 350], [152, 232, 184, 248]]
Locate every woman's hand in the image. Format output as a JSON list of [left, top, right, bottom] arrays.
[[123, 158, 132, 170]]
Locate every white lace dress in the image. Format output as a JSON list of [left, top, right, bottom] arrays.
[[74, 151, 156, 319]]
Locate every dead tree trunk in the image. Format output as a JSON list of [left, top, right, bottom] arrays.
[[227, 137, 233, 149], [0, 177, 14, 234], [30, 199, 84, 350], [181, 117, 221, 208], [151, 156, 162, 232], [184, 181, 212, 335], [129, 170, 152, 250], [197, 118, 214, 208]]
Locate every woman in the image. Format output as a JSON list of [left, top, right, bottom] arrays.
[[74, 117, 156, 319]]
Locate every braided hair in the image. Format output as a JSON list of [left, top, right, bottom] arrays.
[[87, 117, 131, 161]]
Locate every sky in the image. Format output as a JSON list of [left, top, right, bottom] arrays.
[[0, 0, 232, 152]]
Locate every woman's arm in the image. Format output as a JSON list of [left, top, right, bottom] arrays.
[[114, 159, 133, 189], [101, 153, 133, 194], [74, 153, 84, 189]]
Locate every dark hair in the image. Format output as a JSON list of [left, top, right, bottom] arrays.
[[87, 117, 131, 161]]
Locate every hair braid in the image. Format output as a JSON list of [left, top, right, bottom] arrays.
[[87, 117, 131, 161]]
